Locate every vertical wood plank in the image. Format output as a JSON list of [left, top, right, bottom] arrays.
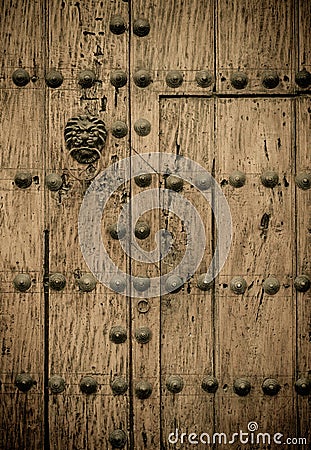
[[298, 0, 311, 69]]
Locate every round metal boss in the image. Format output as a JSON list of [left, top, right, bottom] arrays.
[[134, 173, 152, 187], [133, 277, 151, 292], [110, 70, 127, 88], [194, 173, 211, 190], [48, 375, 66, 394], [195, 70, 213, 88], [78, 69, 96, 88], [109, 15, 126, 34], [230, 276, 247, 295], [260, 171, 279, 188], [77, 274, 96, 292], [133, 18, 150, 37], [262, 71, 280, 89], [109, 429, 127, 448], [166, 71, 183, 88], [166, 375, 184, 393], [111, 377, 128, 395], [197, 273, 213, 291], [111, 121, 128, 138], [295, 172, 311, 190], [230, 72, 248, 89], [135, 326, 152, 344], [46, 173, 63, 191], [229, 170, 246, 188], [108, 223, 126, 240], [15, 373, 34, 392], [80, 376, 98, 394], [295, 68, 311, 89], [49, 273, 66, 291], [134, 221, 150, 239], [233, 378, 251, 396], [134, 118, 151, 136], [12, 68, 30, 87], [110, 275, 126, 293], [295, 378, 310, 396], [13, 273, 32, 292], [263, 276, 280, 295], [165, 175, 183, 191], [201, 376, 219, 393], [294, 275, 311, 292], [262, 378, 280, 396], [133, 69, 152, 88], [109, 326, 127, 344], [14, 172, 32, 189], [165, 275, 183, 293], [45, 70, 63, 88], [135, 380, 152, 399]]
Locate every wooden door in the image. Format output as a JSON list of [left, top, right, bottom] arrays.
[[0, 1, 310, 449]]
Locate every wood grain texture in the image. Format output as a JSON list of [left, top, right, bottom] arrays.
[[298, 0, 311, 69]]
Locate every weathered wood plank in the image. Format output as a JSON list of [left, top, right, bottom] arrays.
[[298, 0, 311, 70]]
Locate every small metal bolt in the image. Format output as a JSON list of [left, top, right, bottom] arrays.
[[135, 380, 152, 399], [48, 375, 66, 394], [133, 69, 152, 88], [108, 223, 126, 240], [229, 170, 246, 188], [260, 171, 279, 188], [45, 173, 63, 191], [49, 273, 66, 291], [262, 378, 280, 396], [13, 273, 32, 292], [201, 376, 219, 393], [111, 377, 128, 395], [110, 70, 127, 88], [135, 327, 152, 344], [80, 376, 98, 394], [233, 378, 251, 396], [45, 70, 63, 88], [294, 275, 311, 292], [166, 71, 183, 88], [134, 221, 150, 239], [295, 378, 311, 396], [230, 72, 248, 89], [15, 373, 35, 392], [165, 175, 183, 191], [262, 71, 280, 89], [109, 15, 126, 34], [165, 275, 183, 293], [109, 430, 127, 448], [133, 18, 150, 37], [109, 275, 126, 293], [197, 273, 213, 291], [133, 277, 150, 292], [295, 68, 311, 89], [78, 69, 96, 88], [134, 118, 151, 136], [14, 172, 32, 189], [137, 299, 150, 313], [12, 68, 30, 87], [195, 70, 213, 88], [295, 172, 311, 190], [111, 121, 128, 138], [77, 274, 96, 292], [263, 276, 280, 295], [230, 276, 247, 294], [166, 375, 184, 394], [109, 326, 127, 344], [194, 173, 211, 190], [134, 173, 152, 187]]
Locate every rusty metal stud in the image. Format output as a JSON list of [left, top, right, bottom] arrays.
[[229, 170, 246, 188], [77, 274, 96, 292], [166, 375, 184, 394], [108, 223, 126, 240], [165, 275, 183, 293], [263, 276, 280, 295], [133, 69, 152, 88], [295, 378, 311, 396], [137, 299, 150, 313], [15, 373, 34, 392], [12, 68, 30, 86], [13, 273, 32, 292], [109, 15, 126, 34], [134, 221, 150, 239], [295, 68, 311, 89], [109, 326, 127, 344], [194, 173, 211, 190], [230, 276, 247, 295], [295, 172, 311, 190], [45, 173, 63, 191], [45, 69, 63, 88], [197, 273, 213, 291], [165, 175, 183, 191], [109, 430, 127, 448], [78, 69, 96, 88], [230, 72, 248, 89], [111, 377, 128, 395], [14, 172, 32, 189], [110, 70, 127, 88], [135, 326, 152, 344], [49, 273, 66, 291], [134, 173, 152, 187], [111, 121, 128, 138], [262, 71, 280, 89], [109, 275, 126, 293], [262, 378, 281, 396], [233, 378, 251, 396], [80, 376, 98, 394], [260, 171, 279, 188], [201, 376, 219, 393], [135, 380, 152, 399], [134, 118, 151, 136], [294, 275, 311, 292], [133, 18, 150, 37], [166, 71, 183, 88], [48, 375, 66, 394], [133, 277, 150, 292], [195, 70, 213, 88]]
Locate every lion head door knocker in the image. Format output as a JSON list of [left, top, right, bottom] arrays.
[[64, 115, 107, 181]]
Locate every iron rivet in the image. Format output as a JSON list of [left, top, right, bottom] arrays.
[[295, 172, 311, 190], [135, 326, 152, 344], [49, 273, 66, 291], [165, 175, 183, 191], [133, 69, 152, 88], [13, 273, 32, 292], [165, 275, 183, 293], [295, 378, 311, 396], [197, 273, 213, 291], [134, 173, 152, 187], [262, 71, 280, 89], [229, 170, 246, 188], [45, 70, 63, 88], [14, 172, 32, 189], [135, 380, 152, 399], [261, 171, 279, 188], [78, 69, 96, 88], [109, 429, 127, 448], [166, 375, 184, 394], [80, 376, 98, 394], [108, 223, 126, 240], [295, 68, 311, 89], [45, 173, 63, 191], [230, 72, 248, 89], [133, 18, 150, 37], [77, 274, 97, 292], [15, 373, 34, 392], [134, 118, 151, 136], [133, 277, 150, 292], [137, 299, 150, 313], [110, 70, 127, 88], [262, 378, 280, 396], [263, 276, 280, 295], [134, 221, 150, 239], [201, 376, 219, 393], [48, 375, 66, 394], [166, 71, 183, 88], [12, 68, 30, 87], [111, 121, 128, 138], [109, 15, 126, 34], [230, 276, 247, 295], [109, 326, 127, 344], [195, 70, 213, 88], [233, 378, 251, 396], [111, 377, 128, 395], [294, 275, 311, 292], [194, 173, 211, 190], [109, 275, 126, 293]]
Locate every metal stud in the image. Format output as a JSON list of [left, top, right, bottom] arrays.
[[262, 378, 281, 396], [166, 71, 183, 88], [45, 70, 63, 88], [110, 275, 126, 293], [109, 15, 126, 35], [165, 275, 183, 293], [134, 221, 150, 239], [135, 380, 152, 399], [195, 70, 213, 88], [230, 276, 247, 295], [295, 68, 311, 89], [229, 170, 246, 188], [45, 173, 63, 191], [13, 273, 32, 292], [109, 430, 127, 448], [110, 70, 127, 88], [294, 275, 311, 292], [137, 299, 150, 313], [135, 327, 152, 344], [80, 376, 98, 394], [262, 71, 280, 89], [108, 223, 126, 240], [197, 273, 213, 291], [166, 375, 184, 394], [111, 377, 128, 395], [14, 172, 32, 189], [295, 378, 311, 396], [48, 375, 66, 394], [49, 273, 66, 291], [133, 69, 152, 88], [133, 277, 150, 292], [233, 378, 251, 396], [77, 274, 96, 292], [111, 121, 128, 138], [260, 171, 279, 188], [12, 68, 30, 87], [201, 376, 219, 393], [165, 175, 183, 191], [109, 326, 127, 344], [15, 373, 35, 392], [295, 172, 311, 190], [78, 69, 96, 88], [134, 118, 151, 136], [263, 276, 280, 295], [230, 72, 248, 89], [194, 173, 211, 190], [133, 18, 150, 37], [134, 173, 152, 187]]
